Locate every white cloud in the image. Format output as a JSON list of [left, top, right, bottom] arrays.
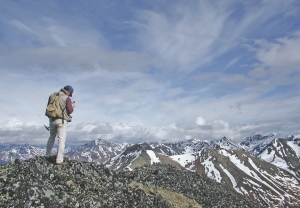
[[0, 119, 48, 145], [196, 117, 206, 125], [255, 32, 300, 72], [0, 117, 232, 145], [0, 0, 300, 145]]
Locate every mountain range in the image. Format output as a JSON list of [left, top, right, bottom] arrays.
[[1, 133, 299, 207]]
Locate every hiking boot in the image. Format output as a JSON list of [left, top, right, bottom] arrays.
[[56, 162, 68, 165]]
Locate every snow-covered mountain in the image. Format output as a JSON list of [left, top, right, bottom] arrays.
[[151, 138, 219, 155], [0, 144, 76, 165], [66, 139, 129, 164], [170, 148, 300, 207], [105, 141, 300, 207], [238, 134, 300, 180], [1, 133, 298, 167], [0, 144, 45, 165], [150, 136, 243, 155], [217, 136, 244, 150], [239, 133, 276, 155], [257, 137, 300, 179], [105, 142, 182, 172]]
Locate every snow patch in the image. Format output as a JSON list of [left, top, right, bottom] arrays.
[[201, 156, 222, 183], [219, 164, 238, 188], [170, 153, 195, 168], [287, 141, 300, 158], [146, 150, 160, 164]]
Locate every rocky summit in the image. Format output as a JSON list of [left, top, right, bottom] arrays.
[[0, 156, 261, 208]]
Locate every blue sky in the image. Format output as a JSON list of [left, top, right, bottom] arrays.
[[0, 0, 300, 145]]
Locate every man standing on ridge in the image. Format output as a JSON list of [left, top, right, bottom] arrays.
[[45, 85, 75, 165]]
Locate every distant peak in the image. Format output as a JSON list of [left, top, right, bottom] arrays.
[[187, 138, 200, 143], [220, 136, 231, 141]]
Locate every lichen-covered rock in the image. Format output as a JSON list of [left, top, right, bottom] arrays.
[[0, 156, 261, 208]]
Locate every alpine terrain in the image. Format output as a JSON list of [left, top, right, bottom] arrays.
[[1, 133, 300, 207]]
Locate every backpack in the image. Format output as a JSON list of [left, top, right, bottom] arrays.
[[45, 92, 64, 118]]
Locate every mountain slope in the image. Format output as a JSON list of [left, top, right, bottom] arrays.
[[105, 140, 300, 207], [106, 142, 151, 172], [257, 138, 300, 179], [170, 148, 300, 208], [286, 136, 300, 158]]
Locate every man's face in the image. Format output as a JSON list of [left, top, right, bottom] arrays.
[[66, 90, 71, 96]]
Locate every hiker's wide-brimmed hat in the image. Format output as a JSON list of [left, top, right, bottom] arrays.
[[64, 85, 74, 97]]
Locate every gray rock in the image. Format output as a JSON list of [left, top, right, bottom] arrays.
[[0, 156, 261, 208]]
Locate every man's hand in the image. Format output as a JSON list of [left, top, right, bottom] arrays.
[[72, 101, 75, 108]]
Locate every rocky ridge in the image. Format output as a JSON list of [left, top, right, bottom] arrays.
[[0, 156, 261, 208]]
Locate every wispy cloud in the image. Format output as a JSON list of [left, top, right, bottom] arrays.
[[0, 0, 300, 144], [255, 32, 300, 72]]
